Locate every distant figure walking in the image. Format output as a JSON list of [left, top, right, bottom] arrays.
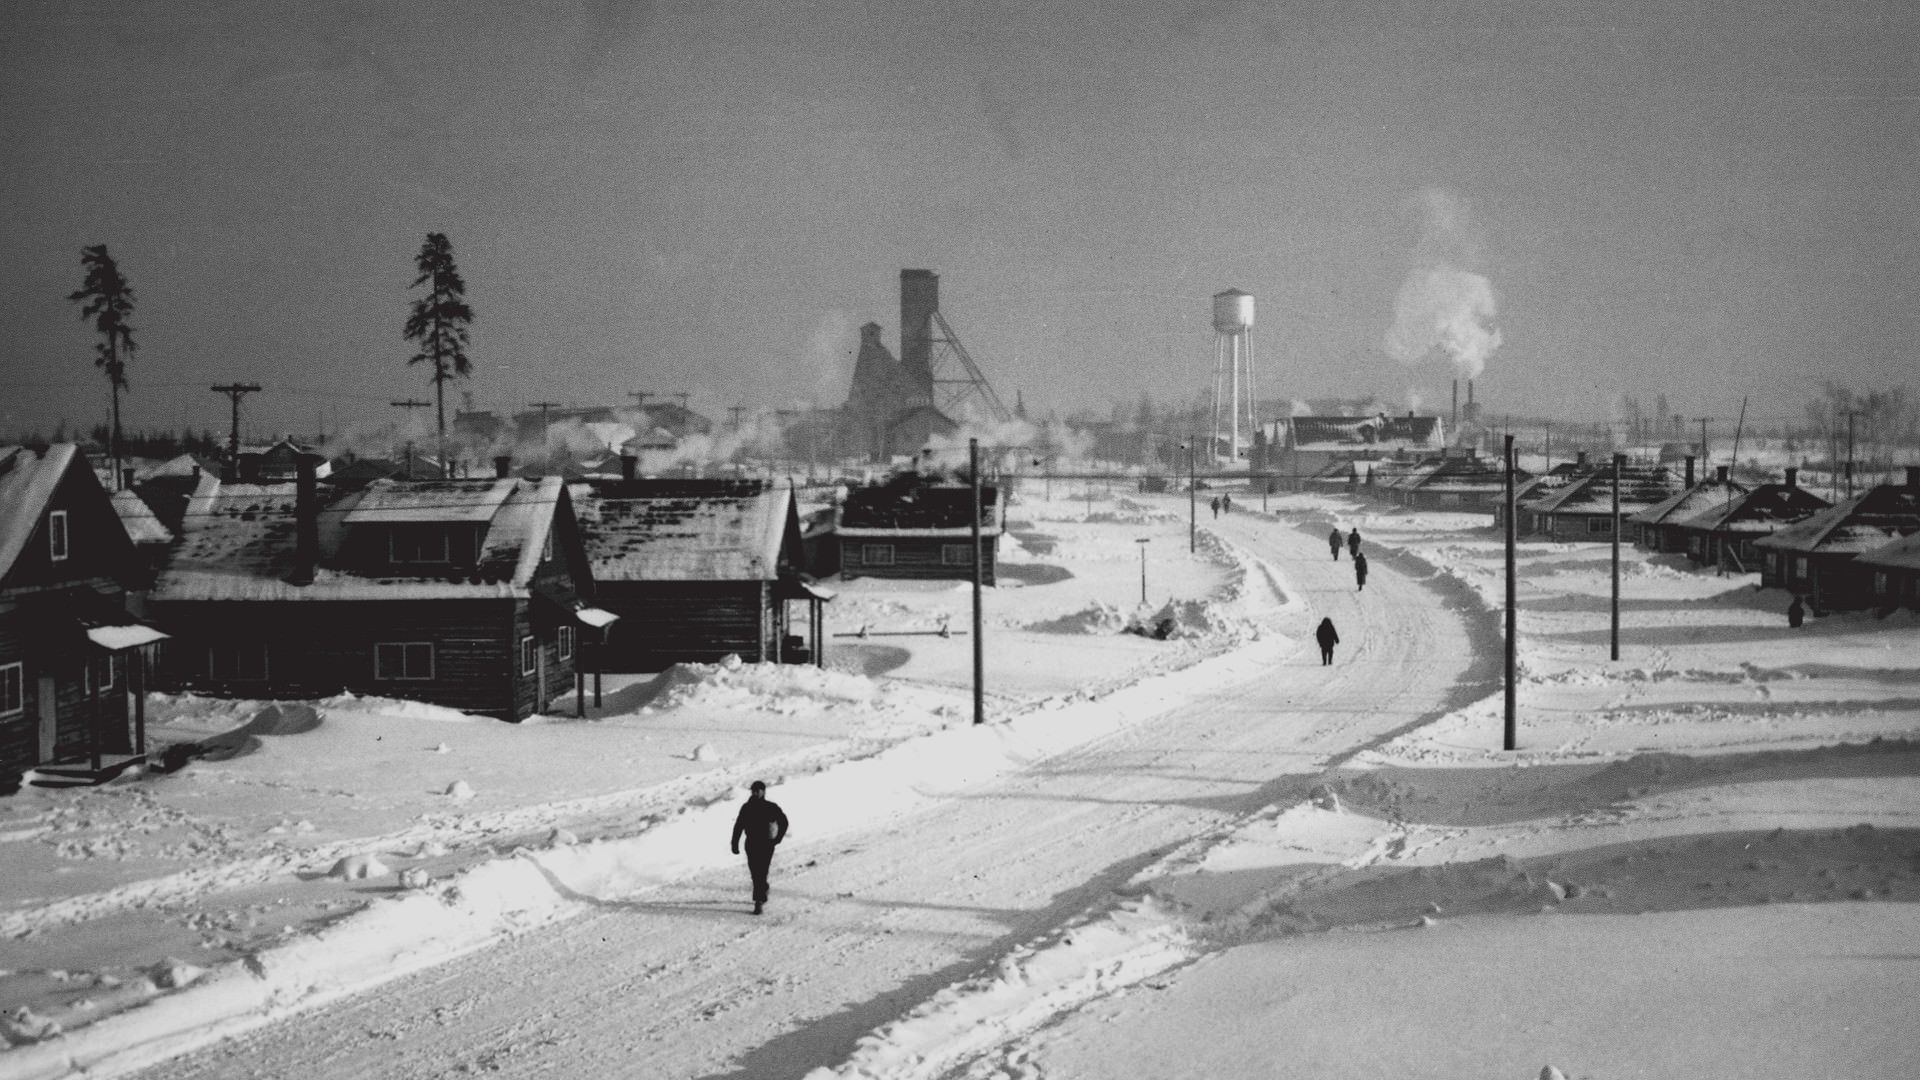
[[1221, 493, 1232, 514], [1328, 528, 1343, 560], [1787, 596, 1805, 629], [1347, 528, 1362, 559], [1354, 551, 1369, 592], [1210, 496, 1220, 518], [730, 780, 789, 914], [1315, 617, 1340, 665]]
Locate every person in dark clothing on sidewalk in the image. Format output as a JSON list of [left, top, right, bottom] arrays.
[[1221, 493, 1232, 514], [1347, 527, 1362, 559], [1328, 528, 1343, 560], [1210, 496, 1220, 518], [730, 780, 789, 914], [1787, 596, 1805, 628], [1315, 617, 1339, 665], [1353, 551, 1368, 592]]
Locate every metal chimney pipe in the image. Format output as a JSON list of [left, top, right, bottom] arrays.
[[493, 455, 512, 479], [289, 452, 321, 585], [1907, 465, 1920, 489], [1716, 464, 1729, 484], [1784, 466, 1798, 488], [1684, 455, 1695, 487]]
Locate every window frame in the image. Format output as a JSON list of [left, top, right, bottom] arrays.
[[941, 543, 973, 566], [557, 624, 575, 661], [0, 661, 22, 717], [374, 641, 435, 681], [49, 509, 70, 562], [861, 543, 895, 567], [1588, 517, 1612, 535], [388, 526, 453, 566], [520, 634, 537, 676], [85, 653, 118, 693]]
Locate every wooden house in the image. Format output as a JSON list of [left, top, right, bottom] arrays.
[[1264, 414, 1445, 492], [1855, 529, 1920, 611], [1497, 456, 1596, 534], [1659, 468, 1830, 572], [573, 478, 826, 672], [1753, 468, 1920, 610], [1630, 466, 1752, 556], [1, 444, 169, 792], [836, 472, 1003, 584], [1396, 451, 1522, 512], [147, 458, 604, 721], [1523, 462, 1684, 542]]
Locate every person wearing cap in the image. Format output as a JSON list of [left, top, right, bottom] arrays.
[[730, 780, 789, 914]]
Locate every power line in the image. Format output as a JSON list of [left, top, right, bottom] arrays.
[[209, 383, 262, 476]]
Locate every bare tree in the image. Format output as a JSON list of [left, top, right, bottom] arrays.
[[404, 232, 474, 478], [68, 245, 137, 485]]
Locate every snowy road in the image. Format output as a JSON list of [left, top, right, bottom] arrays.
[[133, 510, 1491, 1080]]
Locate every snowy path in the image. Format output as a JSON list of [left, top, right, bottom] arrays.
[[131, 511, 1486, 1080]]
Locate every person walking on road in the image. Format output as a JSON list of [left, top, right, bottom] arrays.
[[1347, 527, 1362, 559], [1221, 493, 1232, 514], [730, 780, 789, 914], [1315, 617, 1340, 665], [1353, 551, 1368, 592], [1210, 496, 1220, 518], [1328, 527, 1343, 560]]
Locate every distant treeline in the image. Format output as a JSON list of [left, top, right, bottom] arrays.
[[9, 424, 226, 460]]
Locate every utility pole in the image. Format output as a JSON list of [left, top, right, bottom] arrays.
[[970, 437, 984, 726], [530, 401, 562, 467], [1136, 537, 1150, 604], [389, 398, 432, 475], [1845, 409, 1862, 498], [1611, 451, 1624, 662], [1185, 442, 1197, 552], [1697, 417, 1710, 469], [210, 383, 262, 481], [1504, 434, 1517, 751], [729, 405, 747, 429]]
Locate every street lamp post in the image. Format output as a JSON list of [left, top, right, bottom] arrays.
[[1136, 537, 1149, 604]]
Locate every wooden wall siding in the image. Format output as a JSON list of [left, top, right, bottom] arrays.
[[593, 581, 765, 671], [840, 538, 997, 585], [511, 598, 579, 720], [0, 478, 133, 595], [0, 600, 137, 783], [149, 599, 532, 719]]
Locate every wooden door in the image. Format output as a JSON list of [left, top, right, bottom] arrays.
[[37, 675, 57, 763]]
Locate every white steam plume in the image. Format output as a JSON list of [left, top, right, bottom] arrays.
[[1382, 188, 1502, 381]]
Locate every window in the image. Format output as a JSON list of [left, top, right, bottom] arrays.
[[49, 510, 69, 562], [541, 532, 553, 562], [1588, 518, 1612, 534], [374, 642, 434, 681], [209, 642, 268, 681], [1794, 556, 1809, 580], [557, 625, 574, 661], [389, 526, 453, 565], [0, 662, 21, 717], [941, 544, 973, 566], [862, 543, 895, 566], [1875, 571, 1890, 596], [520, 635, 537, 675], [85, 653, 119, 693]]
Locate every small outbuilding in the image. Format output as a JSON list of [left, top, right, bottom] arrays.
[[835, 471, 1003, 584]]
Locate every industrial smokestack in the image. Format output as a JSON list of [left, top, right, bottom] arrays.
[[494, 455, 513, 479], [1684, 455, 1695, 487], [899, 269, 938, 405], [288, 452, 322, 586]]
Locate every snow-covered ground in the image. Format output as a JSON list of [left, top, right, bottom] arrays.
[[2, 481, 1916, 1080]]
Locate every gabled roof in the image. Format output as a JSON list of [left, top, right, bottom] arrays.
[[1284, 415, 1444, 452], [1407, 453, 1521, 494], [1666, 483, 1830, 535], [150, 475, 566, 602], [1753, 482, 1920, 555], [1629, 478, 1751, 527], [345, 477, 517, 524], [1526, 465, 1683, 516], [573, 479, 798, 581], [836, 474, 1002, 535], [1856, 529, 1920, 571], [111, 488, 174, 546], [0, 444, 80, 579]]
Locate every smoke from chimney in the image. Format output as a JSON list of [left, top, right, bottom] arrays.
[[1382, 188, 1503, 382]]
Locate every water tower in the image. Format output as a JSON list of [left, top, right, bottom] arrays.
[[1209, 289, 1257, 464]]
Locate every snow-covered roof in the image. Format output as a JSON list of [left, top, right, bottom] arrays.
[[0, 444, 80, 579], [838, 476, 1000, 532], [573, 479, 797, 581], [1664, 483, 1830, 535], [1283, 415, 1444, 452], [1629, 478, 1751, 527], [1526, 466, 1683, 516], [344, 478, 517, 524], [150, 475, 564, 602], [111, 488, 174, 545], [1855, 529, 1920, 571], [1752, 482, 1920, 555]]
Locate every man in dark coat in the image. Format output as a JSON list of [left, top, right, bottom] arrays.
[[1353, 551, 1368, 592], [1210, 496, 1220, 518], [1314, 617, 1339, 665], [1347, 528, 1362, 558], [730, 780, 789, 914], [1787, 596, 1805, 628], [1221, 493, 1232, 514], [1328, 528, 1343, 560]]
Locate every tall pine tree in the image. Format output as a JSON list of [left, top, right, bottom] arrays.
[[68, 245, 137, 486], [404, 232, 473, 478]]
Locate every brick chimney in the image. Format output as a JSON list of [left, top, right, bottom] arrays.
[[1783, 466, 1798, 488], [493, 455, 513, 479], [1716, 464, 1729, 484], [1575, 450, 1588, 469], [620, 453, 638, 480], [1907, 465, 1920, 489], [287, 452, 322, 585], [1684, 455, 1695, 488]]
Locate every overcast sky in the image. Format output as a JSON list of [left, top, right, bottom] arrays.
[[4, 0, 1916, 443]]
